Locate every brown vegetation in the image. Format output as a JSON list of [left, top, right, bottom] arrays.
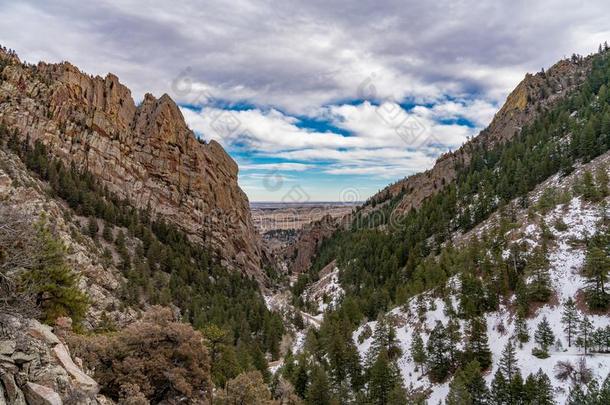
[[68, 306, 212, 403]]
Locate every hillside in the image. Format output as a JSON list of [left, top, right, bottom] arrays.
[[271, 47, 610, 404], [353, 151, 610, 404]]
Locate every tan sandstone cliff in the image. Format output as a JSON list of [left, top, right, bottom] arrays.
[[0, 48, 264, 280]]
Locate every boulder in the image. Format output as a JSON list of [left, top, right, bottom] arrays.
[[27, 321, 60, 346], [52, 343, 99, 394], [23, 382, 62, 405]]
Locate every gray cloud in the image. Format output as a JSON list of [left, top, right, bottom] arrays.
[[2, 0, 608, 113]]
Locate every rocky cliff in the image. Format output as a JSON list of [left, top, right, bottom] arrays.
[[0, 48, 263, 279], [282, 214, 341, 274]]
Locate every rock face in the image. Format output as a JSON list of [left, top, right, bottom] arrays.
[[0, 315, 106, 404], [0, 48, 263, 279], [282, 214, 342, 274]]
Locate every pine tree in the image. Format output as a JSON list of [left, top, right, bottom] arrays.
[[306, 366, 331, 405], [464, 317, 492, 370], [577, 316, 594, 354], [585, 379, 600, 404], [410, 332, 427, 373], [366, 315, 402, 366], [87, 216, 99, 238], [566, 385, 587, 404], [462, 361, 490, 405], [426, 321, 450, 382], [102, 222, 113, 242], [293, 362, 309, 398], [367, 349, 402, 405], [515, 309, 530, 344], [599, 373, 610, 403], [561, 297, 580, 347], [582, 170, 601, 201], [490, 370, 510, 405], [535, 369, 555, 405], [523, 373, 538, 403], [499, 341, 519, 381], [595, 166, 609, 198], [446, 316, 462, 367], [525, 246, 552, 302], [583, 244, 610, 310], [534, 316, 555, 354], [446, 372, 473, 405], [508, 372, 524, 404], [21, 218, 88, 324]]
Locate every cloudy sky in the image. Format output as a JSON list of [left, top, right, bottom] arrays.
[[1, 1, 608, 201]]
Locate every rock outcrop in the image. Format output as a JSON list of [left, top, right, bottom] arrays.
[[282, 214, 342, 275], [0, 315, 107, 404], [0, 47, 263, 279]]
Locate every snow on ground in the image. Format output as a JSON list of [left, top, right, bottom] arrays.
[[303, 265, 344, 314], [354, 195, 610, 404]]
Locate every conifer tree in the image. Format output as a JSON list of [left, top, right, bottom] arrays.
[[410, 332, 427, 373], [366, 315, 402, 366], [21, 218, 88, 324], [462, 361, 490, 405], [490, 370, 510, 405], [367, 349, 403, 405], [446, 372, 472, 405], [293, 362, 309, 398], [426, 320, 450, 382], [515, 309, 530, 344], [566, 385, 587, 404], [446, 316, 462, 367], [523, 373, 538, 403], [561, 297, 580, 347], [595, 166, 609, 198], [582, 170, 601, 201], [583, 244, 610, 310], [535, 369, 555, 405], [599, 373, 610, 403], [534, 316, 555, 354], [306, 365, 331, 405], [577, 316, 594, 354], [525, 246, 552, 302], [464, 317, 492, 370], [499, 341, 519, 381], [508, 372, 524, 405], [88, 216, 99, 238]]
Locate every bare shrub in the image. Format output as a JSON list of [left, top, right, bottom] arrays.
[[68, 306, 211, 403], [554, 360, 575, 381], [0, 205, 40, 317]]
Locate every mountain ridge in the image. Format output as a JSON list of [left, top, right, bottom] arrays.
[[0, 46, 265, 280]]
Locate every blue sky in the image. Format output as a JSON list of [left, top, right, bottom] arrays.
[[1, 0, 609, 201]]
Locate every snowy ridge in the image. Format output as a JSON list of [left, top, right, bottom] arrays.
[[354, 192, 610, 403]]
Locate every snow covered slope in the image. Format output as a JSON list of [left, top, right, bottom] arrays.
[[354, 153, 610, 404]]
